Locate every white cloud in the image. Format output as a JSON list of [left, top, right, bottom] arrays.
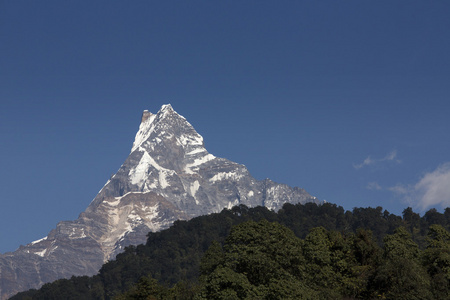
[[389, 162, 450, 210], [415, 163, 450, 209], [354, 157, 375, 169], [354, 150, 400, 170], [367, 182, 382, 190]]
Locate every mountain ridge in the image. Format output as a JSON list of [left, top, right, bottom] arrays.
[[0, 104, 318, 299]]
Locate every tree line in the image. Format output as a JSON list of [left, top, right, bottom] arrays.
[[11, 203, 450, 299]]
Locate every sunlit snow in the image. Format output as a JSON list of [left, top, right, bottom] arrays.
[[188, 180, 200, 204], [177, 134, 203, 147], [184, 154, 215, 174], [209, 171, 243, 183], [31, 236, 47, 245], [34, 249, 46, 257], [227, 199, 240, 209], [131, 113, 156, 153], [129, 149, 175, 189], [186, 148, 206, 156]]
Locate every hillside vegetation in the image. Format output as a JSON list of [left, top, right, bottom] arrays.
[[11, 203, 450, 299]]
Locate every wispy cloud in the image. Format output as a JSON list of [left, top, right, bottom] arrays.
[[389, 162, 450, 210], [388, 184, 410, 195], [353, 150, 401, 170], [367, 182, 382, 190]]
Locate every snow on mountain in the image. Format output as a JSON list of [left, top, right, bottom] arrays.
[[0, 104, 318, 299]]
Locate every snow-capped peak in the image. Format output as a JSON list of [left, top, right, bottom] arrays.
[[160, 103, 173, 112], [131, 104, 189, 153]]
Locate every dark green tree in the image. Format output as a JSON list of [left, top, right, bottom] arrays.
[[373, 227, 432, 299], [302, 227, 364, 299], [114, 276, 169, 300], [423, 224, 450, 299], [198, 220, 317, 299], [349, 229, 381, 298]]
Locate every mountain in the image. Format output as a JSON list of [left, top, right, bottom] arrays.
[[0, 104, 318, 299]]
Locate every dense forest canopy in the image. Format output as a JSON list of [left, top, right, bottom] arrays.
[[11, 203, 450, 299]]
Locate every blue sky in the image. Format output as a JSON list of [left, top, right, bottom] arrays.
[[1, 1, 450, 253]]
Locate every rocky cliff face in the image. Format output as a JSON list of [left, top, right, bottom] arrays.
[[0, 104, 318, 299]]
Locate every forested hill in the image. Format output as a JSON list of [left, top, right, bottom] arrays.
[[11, 203, 450, 299]]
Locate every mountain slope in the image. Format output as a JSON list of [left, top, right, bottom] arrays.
[[0, 104, 317, 299]]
